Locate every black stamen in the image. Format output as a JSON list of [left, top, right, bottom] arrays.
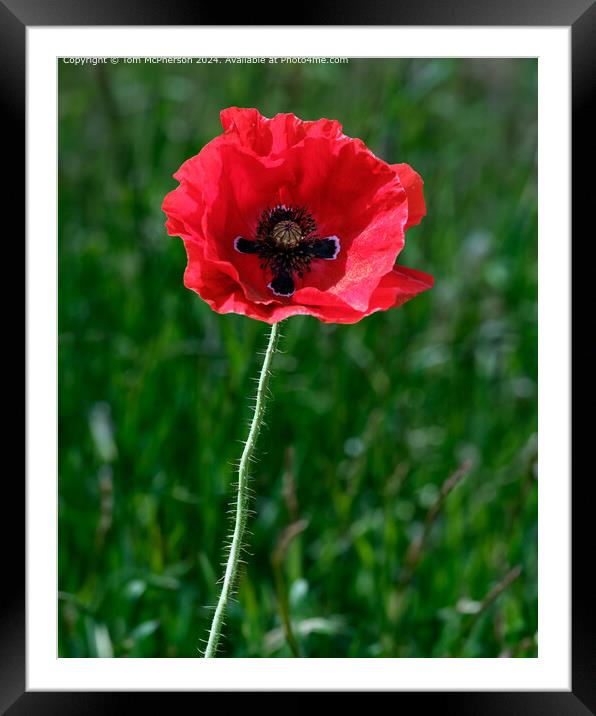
[[257, 205, 316, 242], [269, 272, 295, 297], [310, 237, 340, 259], [234, 237, 259, 254], [232, 206, 340, 298]]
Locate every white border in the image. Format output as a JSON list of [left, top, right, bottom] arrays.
[[27, 27, 570, 691]]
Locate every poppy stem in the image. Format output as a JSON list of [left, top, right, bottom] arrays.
[[204, 321, 281, 658]]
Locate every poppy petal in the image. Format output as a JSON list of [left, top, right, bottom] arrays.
[[392, 163, 426, 230], [220, 107, 344, 157]]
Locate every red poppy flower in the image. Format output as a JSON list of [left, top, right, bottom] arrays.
[[162, 107, 433, 324]]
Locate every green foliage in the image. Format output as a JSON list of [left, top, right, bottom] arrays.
[[58, 58, 537, 658]]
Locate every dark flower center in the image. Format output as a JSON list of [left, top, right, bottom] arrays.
[[271, 220, 302, 249], [234, 204, 340, 298]]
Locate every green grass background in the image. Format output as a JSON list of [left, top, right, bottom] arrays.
[[58, 58, 537, 658]]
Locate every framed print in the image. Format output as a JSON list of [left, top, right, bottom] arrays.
[[9, 0, 594, 710]]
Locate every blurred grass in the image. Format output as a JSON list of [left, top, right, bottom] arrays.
[[58, 58, 537, 658]]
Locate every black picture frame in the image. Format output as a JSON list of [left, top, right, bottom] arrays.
[[10, 0, 594, 710]]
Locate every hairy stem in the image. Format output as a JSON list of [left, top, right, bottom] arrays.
[[204, 322, 281, 658]]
